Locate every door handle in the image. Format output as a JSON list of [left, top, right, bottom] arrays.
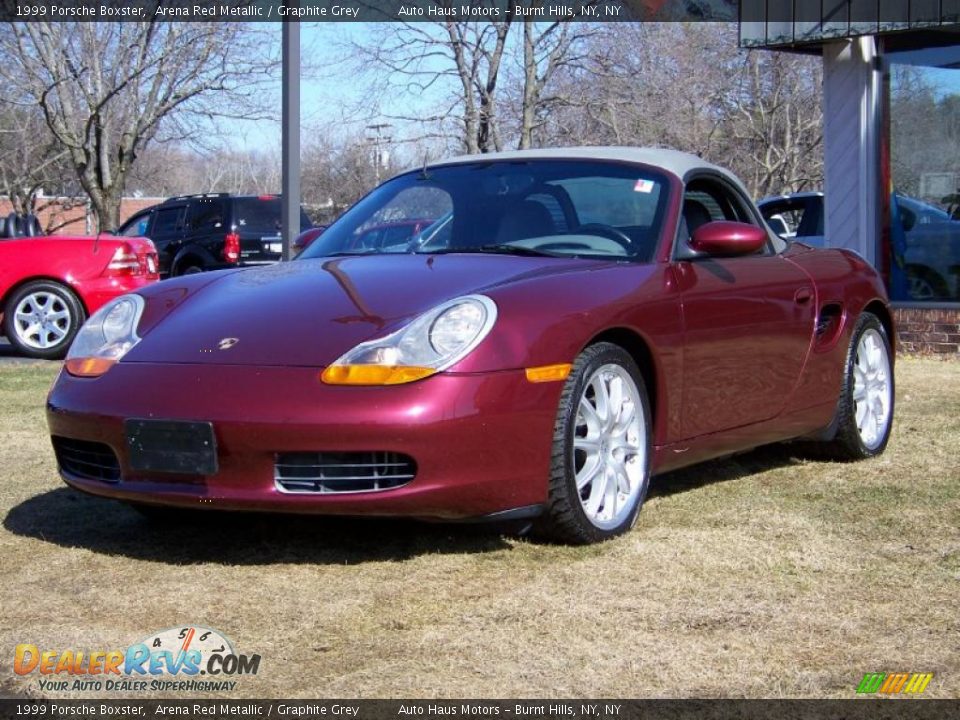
[[794, 287, 813, 305]]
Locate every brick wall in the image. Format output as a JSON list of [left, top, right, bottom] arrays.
[[0, 196, 164, 235], [894, 307, 960, 356]]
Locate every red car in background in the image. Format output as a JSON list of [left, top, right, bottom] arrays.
[[1, 234, 159, 359]]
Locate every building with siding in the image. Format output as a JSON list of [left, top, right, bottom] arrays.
[[741, 4, 960, 354]]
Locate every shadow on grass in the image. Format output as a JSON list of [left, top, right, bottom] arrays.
[[648, 443, 808, 500], [3, 487, 512, 565]]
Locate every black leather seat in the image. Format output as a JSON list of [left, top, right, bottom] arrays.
[[682, 199, 713, 238], [496, 200, 555, 243]]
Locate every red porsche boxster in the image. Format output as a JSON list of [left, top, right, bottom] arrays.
[[47, 148, 895, 543], [2, 234, 159, 359]]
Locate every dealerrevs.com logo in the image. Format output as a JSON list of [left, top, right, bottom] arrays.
[[13, 626, 260, 693]]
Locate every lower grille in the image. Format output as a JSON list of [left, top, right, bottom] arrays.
[[52, 437, 121, 483], [275, 451, 416, 494]]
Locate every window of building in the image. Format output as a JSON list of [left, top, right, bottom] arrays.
[[886, 44, 960, 303]]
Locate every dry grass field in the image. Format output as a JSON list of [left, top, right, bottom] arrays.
[[0, 358, 957, 699]]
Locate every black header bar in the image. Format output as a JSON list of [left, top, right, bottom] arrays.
[[0, 700, 958, 720]]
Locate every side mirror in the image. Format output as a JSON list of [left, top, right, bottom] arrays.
[[690, 221, 767, 256]]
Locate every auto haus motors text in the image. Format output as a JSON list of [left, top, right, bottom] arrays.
[[12, 641, 260, 693]]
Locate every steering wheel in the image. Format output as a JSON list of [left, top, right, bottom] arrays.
[[573, 223, 634, 251]]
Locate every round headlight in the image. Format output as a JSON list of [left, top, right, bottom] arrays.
[[101, 297, 141, 346], [65, 294, 145, 377], [322, 294, 498, 385], [429, 300, 487, 355]]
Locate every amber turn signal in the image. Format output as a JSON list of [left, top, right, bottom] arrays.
[[524, 363, 573, 383], [320, 365, 436, 385], [64, 357, 117, 378]]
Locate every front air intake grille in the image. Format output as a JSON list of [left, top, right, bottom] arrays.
[[52, 437, 121, 482], [275, 452, 416, 494]]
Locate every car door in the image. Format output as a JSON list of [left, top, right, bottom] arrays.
[[148, 205, 187, 276], [674, 177, 816, 439]]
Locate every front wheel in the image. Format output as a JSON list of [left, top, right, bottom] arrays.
[[2, 280, 86, 359], [535, 342, 652, 544], [818, 312, 894, 460]]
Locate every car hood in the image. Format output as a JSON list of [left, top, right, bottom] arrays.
[[126, 254, 608, 367]]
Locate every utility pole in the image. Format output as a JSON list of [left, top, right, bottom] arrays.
[[366, 123, 392, 185], [281, 18, 300, 262]]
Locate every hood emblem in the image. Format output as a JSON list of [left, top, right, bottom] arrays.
[[218, 337, 240, 350]]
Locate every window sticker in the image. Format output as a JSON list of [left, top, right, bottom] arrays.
[[634, 179, 655, 193]]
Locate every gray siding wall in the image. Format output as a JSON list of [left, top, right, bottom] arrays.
[[822, 37, 882, 265]]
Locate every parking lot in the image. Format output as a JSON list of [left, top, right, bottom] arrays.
[[0, 356, 957, 698]]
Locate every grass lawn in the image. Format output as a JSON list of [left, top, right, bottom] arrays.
[[0, 357, 957, 699]]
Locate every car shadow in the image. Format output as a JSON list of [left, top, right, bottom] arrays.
[[648, 443, 807, 499], [5, 444, 809, 564], [3, 488, 513, 565]]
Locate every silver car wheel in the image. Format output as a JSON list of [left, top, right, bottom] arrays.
[[852, 328, 892, 451], [13, 291, 72, 350], [573, 363, 646, 530]]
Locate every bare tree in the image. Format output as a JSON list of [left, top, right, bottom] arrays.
[[0, 22, 278, 231], [535, 23, 823, 196], [351, 18, 517, 154], [726, 50, 823, 196], [517, 20, 593, 149], [0, 101, 74, 214]]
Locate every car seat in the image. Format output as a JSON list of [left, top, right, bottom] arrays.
[[496, 200, 555, 243]]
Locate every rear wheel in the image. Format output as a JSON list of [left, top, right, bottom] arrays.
[[817, 312, 894, 460], [535, 342, 652, 544], [176, 263, 203, 276], [2, 280, 85, 359]]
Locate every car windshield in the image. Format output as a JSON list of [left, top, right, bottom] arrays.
[[299, 160, 670, 262]]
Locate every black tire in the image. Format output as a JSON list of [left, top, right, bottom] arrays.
[[2, 280, 86, 359], [534, 342, 653, 544], [816, 312, 895, 460], [5, 212, 23, 238], [24, 214, 42, 237]]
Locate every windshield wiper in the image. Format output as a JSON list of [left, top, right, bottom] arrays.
[[323, 249, 380, 257], [419, 244, 562, 258]]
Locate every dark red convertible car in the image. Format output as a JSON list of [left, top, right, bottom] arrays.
[[2, 233, 159, 359], [47, 148, 895, 543]]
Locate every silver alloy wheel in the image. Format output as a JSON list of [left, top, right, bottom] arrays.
[[572, 363, 646, 530], [12, 291, 72, 350], [853, 328, 892, 450]]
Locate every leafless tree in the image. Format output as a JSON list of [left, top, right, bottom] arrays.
[[351, 17, 517, 154], [535, 23, 822, 197], [0, 101, 74, 213], [515, 20, 594, 149], [0, 22, 278, 231], [726, 50, 823, 196]]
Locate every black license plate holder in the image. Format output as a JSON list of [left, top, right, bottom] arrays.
[[125, 419, 218, 475]]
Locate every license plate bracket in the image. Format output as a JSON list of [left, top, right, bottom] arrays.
[[125, 419, 218, 475]]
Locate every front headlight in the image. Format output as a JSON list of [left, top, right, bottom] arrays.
[[64, 294, 145, 377], [321, 295, 497, 385]]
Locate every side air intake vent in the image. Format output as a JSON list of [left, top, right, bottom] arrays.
[[275, 452, 416, 494], [52, 437, 121, 482]]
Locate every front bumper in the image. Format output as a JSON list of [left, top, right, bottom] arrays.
[[46, 363, 562, 520]]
